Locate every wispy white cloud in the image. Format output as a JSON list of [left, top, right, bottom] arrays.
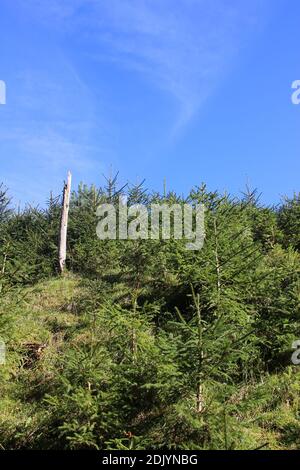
[[1, 0, 271, 206], [15, 0, 268, 131], [93, 0, 268, 131], [0, 54, 107, 203]]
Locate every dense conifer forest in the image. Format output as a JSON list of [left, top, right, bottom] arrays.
[[0, 178, 299, 450]]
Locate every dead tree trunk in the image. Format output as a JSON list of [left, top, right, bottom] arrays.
[[59, 171, 72, 273]]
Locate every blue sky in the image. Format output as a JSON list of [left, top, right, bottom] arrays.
[[0, 0, 299, 206]]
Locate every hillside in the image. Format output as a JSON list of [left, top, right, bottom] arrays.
[[0, 182, 300, 449]]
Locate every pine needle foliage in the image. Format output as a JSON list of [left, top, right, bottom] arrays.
[[0, 177, 299, 449]]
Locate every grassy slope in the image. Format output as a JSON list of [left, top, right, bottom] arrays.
[[0, 275, 300, 450]]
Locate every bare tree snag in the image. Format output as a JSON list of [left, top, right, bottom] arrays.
[[59, 171, 72, 273]]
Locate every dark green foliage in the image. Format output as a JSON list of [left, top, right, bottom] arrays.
[[278, 194, 300, 251], [0, 177, 299, 449]]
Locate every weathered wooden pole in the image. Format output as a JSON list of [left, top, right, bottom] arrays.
[[59, 171, 72, 273]]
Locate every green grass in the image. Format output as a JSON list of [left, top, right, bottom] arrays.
[[0, 275, 299, 450]]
